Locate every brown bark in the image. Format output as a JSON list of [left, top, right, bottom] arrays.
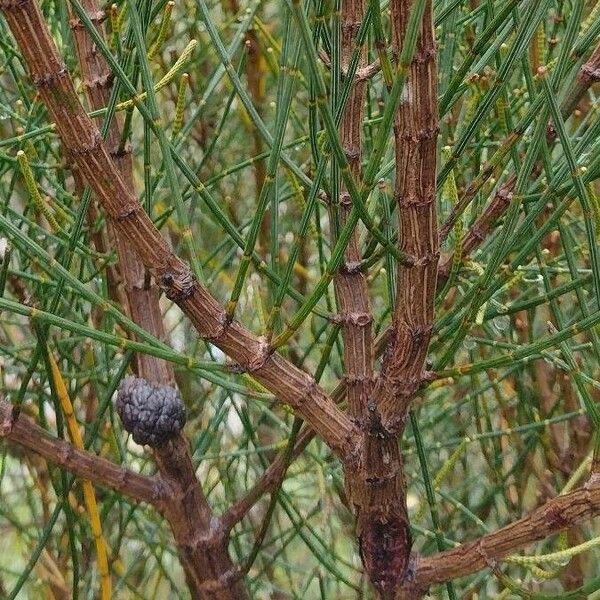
[[246, 33, 268, 251], [341, 1, 439, 595], [0, 398, 165, 507], [155, 439, 245, 599], [66, 6, 130, 316], [415, 476, 600, 588], [548, 41, 600, 141], [225, 0, 268, 251], [223, 323, 399, 528], [65, 3, 249, 597], [80, 174, 130, 315], [333, 0, 373, 425], [383, 0, 438, 426], [326, 3, 392, 594]]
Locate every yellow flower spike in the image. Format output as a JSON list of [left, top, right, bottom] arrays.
[[588, 183, 600, 235], [51, 200, 70, 228], [252, 17, 281, 58], [241, 373, 270, 395], [16, 150, 61, 233], [117, 40, 197, 111], [428, 376, 454, 390], [251, 277, 268, 331], [110, 4, 121, 51], [414, 439, 467, 521], [116, 1, 128, 34], [495, 96, 508, 134], [441, 147, 459, 206], [582, 1, 600, 36], [461, 86, 480, 136], [507, 536, 600, 567], [534, 22, 546, 70], [47, 353, 112, 600], [432, 440, 467, 490], [438, 147, 464, 295], [524, 563, 559, 580], [171, 72, 189, 140], [24, 139, 38, 160], [148, 1, 175, 60]]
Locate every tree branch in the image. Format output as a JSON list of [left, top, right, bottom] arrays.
[[380, 0, 438, 428], [327, 5, 399, 596], [334, 0, 373, 443], [438, 38, 600, 283], [549, 41, 600, 141], [415, 477, 600, 589], [340, 1, 439, 595], [0, 398, 165, 507], [0, 0, 358, 458]]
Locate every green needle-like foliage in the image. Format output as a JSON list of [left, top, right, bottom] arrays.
[[0, 0, 600, 598]]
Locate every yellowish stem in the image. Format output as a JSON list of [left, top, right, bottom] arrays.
[[48, 353, 112, 600]]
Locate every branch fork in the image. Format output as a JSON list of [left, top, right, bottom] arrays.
[[4, 0, 600, 598]]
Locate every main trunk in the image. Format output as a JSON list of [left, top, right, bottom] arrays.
[[347, 1, 439, 596]]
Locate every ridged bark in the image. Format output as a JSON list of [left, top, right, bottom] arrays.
[[328, 2, 386, 590], [381, 0, 438, 427], [0, 398, 165, 507], [416, 477, 600, 586], [0, 0, 356, 468], [346, 1, 439, 596], [333, 0, 373, 425]]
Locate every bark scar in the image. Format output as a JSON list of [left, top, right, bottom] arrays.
[[0, 404, 18, 436], [161, 267, 196, 302], [246, 336, 272, 373]]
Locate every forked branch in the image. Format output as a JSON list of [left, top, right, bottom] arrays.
[[0, 0, 358, 458]]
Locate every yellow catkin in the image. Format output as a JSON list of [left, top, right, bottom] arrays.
[[241, 373, 270, 395], [588, 183, 600, 235], [506, 533, 600, 568], [23, 139, 38, 160], [171, 73, 189, 140], [48, 353, 111, 600], [16, 151, 61, 232], [441, 146, 459, 207], [253, 17, 282, 57], [147, 1, 174, 60], [458, 85, 480, 138], [495, 95, 508, 134], [117, 40, 197, 111], [415, 440, 467, 521], [116, 1, 128, 34], [525, 563, 559, 580], [582, 1, 600, 35], [535, 22, 546, 70], [110, 4, 120, 50], [440, 147, 464, 282]]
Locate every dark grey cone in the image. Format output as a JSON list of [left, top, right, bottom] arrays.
[[116, 376, 186, 447]]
